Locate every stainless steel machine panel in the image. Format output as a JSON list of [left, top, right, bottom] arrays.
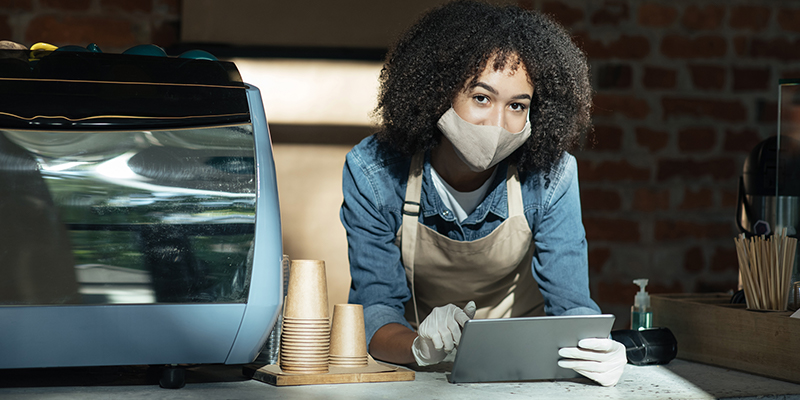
[[1, 125, 257, 305]]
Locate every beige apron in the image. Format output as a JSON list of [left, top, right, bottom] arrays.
[[399, 152, 544, 328]]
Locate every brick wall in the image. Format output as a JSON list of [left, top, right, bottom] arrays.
[[520, 0, 800, 327], [4, 0, 799, 329], [0, 0, 180, 53]]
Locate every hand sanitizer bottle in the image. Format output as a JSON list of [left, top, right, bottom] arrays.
[[631, 279, 652, 331]]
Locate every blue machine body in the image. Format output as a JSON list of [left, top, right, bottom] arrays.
[[0, 50, 282, 368]]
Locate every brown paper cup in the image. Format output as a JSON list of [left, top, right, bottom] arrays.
[[282, 316, 330, 324], [283, 260, 329, 319], [329, 304, 368, 367]]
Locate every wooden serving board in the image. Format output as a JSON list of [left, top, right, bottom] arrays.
[[243, 359, 415, 386]]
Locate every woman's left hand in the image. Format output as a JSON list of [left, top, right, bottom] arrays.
[[557, 338, 627, 386]]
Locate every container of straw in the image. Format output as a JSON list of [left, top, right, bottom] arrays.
[[733, 229, 798, 311]]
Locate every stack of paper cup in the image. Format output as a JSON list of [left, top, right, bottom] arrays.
[[329, 304, 368, 368], [280, 259, 331, 374]]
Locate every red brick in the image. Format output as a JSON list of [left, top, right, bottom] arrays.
[[595, 64, 632, 89], [593, 94, 650, 119], [101, 0, 152, 13], [591, 0, 629, 26], [678, 127, 716, 152], [681, 5, 725, 30], [684, 246, 705, 272], [732, 67, 770, 91], [661, 35, 726, 59], [637, 2, 677, 27], [151, 21, 179, 48], [657, 157, 738, 181], [730, 5, 771, 31], [694, 279, 738, 293], [579, 160, 651, 182], [757, 100, 778, 123], [643, 66, 677, 89], [720, 188, 738, 208], [590, 124, 623, 150], [596, 280, 637, 306], [26, 15, 137, 48], [734, 36, 747, 57], [711, 246, 738, 272], [633, 188, 670, 211], [648, 281, 684, 295], [723, 128, 761, 152], [778, 8, 800, 33], [0, 0, 33, 10], [577, 32, 650, 59], [584, 217, 640, 242], [0, 15, 10, 40], [654, 219, 734, 241], [742, 37, 800, 61], [689, 64, 726, 90], [781, 69, 800, 80], [581, 188, 622, 211], [662, 97, 747, 122], [680, 187, 714, 209], [542, 1, 584, 27], [41, 0, 91, 10], [588, 247, 611, 274], [635, 127, 669, 152]]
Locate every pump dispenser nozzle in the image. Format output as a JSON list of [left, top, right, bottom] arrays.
[[631, 278, 652, 330], [633, 279, 650, 311]]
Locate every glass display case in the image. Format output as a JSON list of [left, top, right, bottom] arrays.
[[1, 125, 256, 305], [777, 79, 800, 305]]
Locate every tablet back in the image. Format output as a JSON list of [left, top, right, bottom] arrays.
[[449, 314, 615, 383]]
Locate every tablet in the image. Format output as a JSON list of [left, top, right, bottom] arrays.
[[449, 314, 616, 383]]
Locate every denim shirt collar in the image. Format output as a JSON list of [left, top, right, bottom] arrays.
[[419, 151, 510, 224]]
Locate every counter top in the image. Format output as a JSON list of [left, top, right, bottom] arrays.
[[2, 359, 800, 399]]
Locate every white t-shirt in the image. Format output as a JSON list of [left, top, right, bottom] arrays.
[[430, 166, 497, 223]]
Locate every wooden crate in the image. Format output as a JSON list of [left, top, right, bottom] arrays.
[[651, 293, 800, 384]]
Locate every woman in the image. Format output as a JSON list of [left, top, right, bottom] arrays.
[[340, 0, 626, 386]]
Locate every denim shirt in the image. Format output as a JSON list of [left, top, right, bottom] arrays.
[[340, 135, 601, 348]]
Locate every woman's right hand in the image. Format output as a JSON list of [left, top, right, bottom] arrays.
[[411, 301, 476, 366]]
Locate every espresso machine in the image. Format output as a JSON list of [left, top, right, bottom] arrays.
[[0, 45, 283, 386]]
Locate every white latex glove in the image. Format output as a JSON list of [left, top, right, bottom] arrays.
[[557, 338, 627, 387], [411, 301, 476, 366]]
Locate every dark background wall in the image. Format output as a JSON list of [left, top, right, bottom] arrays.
[[550, 0, 799, 323], [3, 0, 800, 327], [0, 0, 180, 51]]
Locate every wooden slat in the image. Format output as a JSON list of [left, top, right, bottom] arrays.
[[651, 293, 800, 384]]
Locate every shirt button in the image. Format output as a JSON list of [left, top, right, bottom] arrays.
[[443, 210, 450, 217]]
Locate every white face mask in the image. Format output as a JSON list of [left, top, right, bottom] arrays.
[[436, 107, 532, 172]]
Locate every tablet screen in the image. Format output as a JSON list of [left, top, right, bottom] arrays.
[[449, 314, 615, 383]]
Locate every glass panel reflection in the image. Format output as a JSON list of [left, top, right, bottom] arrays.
[[778, 81, 800, 305], [0, 125, 256, 305]]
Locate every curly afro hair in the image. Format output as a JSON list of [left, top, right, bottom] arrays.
[[374, 0, 592, 174]]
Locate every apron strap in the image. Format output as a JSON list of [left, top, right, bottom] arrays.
[[401, 152, 424, 327], [506, 165, 524, 217]]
